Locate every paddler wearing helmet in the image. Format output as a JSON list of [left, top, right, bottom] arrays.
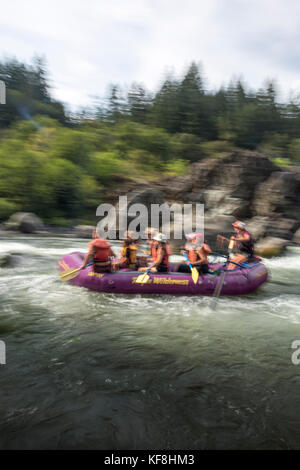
[[113, 230, 139, 270], [79, 229, 116, 273], [178, 232, 212, 274], [138, 232, 170, 273], [145, 227, 158, 260], [217, 220, 255, 269]]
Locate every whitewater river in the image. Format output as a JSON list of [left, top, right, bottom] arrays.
[[0, 235, 300, 450]]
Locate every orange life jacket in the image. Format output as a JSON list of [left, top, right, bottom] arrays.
[[188, 244, 211, 264], [161, 247, 169, 268], [188, 249, 199, 263], [149, 240, 159, 259], [153, 245, 169, 268], [90, 239, 112, 262]]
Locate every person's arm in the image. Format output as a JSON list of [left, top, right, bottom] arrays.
[[202, 243, 212, 255], [109, 247, 117, 258], [232, 232, 250, 243], [80, 246, 94, 269], [113, 247, 127, 267], [217, 234, 230, 247]]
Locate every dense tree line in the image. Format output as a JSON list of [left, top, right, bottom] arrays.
[[0, 57, 300, 223]]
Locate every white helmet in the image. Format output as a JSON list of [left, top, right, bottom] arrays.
[[153, 232, 167, 243]]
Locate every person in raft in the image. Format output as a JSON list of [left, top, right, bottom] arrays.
[[178, 233, 212, 274], [145, 227, 158, 260], [79, 229, 116, 273], [217, 220, 255, 269], [138, 232, 170, 273], [112, 230, 138, 270]]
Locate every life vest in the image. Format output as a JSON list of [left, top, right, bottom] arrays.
[[121, 244, 137, 267], [155, 245, 169, 269], [188, 249, 199, 263], [188, 244, 211, 265], [166, 244, 173, 256], [234, 231, 254, 256], [90, 238, 112, 262], [148, 240, 159, 259]]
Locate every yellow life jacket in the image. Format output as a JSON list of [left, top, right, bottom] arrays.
[[121, 244, 137, 268]]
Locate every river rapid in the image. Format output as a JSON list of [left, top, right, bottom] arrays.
[[0, 236, 300, 450]]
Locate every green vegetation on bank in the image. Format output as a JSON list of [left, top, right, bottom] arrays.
[[0, 57, 300, 223]]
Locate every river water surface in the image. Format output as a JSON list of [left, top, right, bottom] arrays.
[[0, 236, 300, 450]]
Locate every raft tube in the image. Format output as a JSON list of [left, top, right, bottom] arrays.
[[58, 252, 268, 296]]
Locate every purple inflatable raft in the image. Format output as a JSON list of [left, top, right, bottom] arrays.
[[58, 252, 268, 296]]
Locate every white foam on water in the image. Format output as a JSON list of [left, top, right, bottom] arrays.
[[0, 241, 89, 258], [264, 247, 300, 271]]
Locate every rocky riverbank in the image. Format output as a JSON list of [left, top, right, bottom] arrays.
[[1, 150, 300, 257]]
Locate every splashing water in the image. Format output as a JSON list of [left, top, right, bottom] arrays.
[[0, 236, 300, 449]]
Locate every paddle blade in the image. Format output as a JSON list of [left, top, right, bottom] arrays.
[[211, 270, 226, 310], [191, 267, 199, 284], [135, 271, 150, 284], [59, 267, 81, 282]]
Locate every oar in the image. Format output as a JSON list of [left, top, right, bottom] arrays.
[[210, 248, 230, 310], [182, 253, 199, 284], [210, 250, 253, 309], [211, 253, 250, 269], [211, 268, 226, 310], [135, 268, 151, 284], [59, 262, 93, 282]]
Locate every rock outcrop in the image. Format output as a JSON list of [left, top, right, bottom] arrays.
[[5, 212, 45, 234], [254, 237, 289, 257], [104, 150, 300, 254], [74, 225, 95, 239], [292, 228, 300, 245]]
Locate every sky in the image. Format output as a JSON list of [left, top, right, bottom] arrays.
[[1, 0, 300, 110]]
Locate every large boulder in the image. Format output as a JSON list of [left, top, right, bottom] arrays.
[[292, 228, 300, 245], [203, 189, 229, 209], [204, 191, 249, 218], [158, 151, 279, 220], [253, 171, 300, 220], [246, 217, 299, 243], [191, 151, 278, 197], [156, 175, 193, 199], [74, 225, 95, 239], [5, 212, 44, 233], [126, 188, 165, 207], [255, 237, 289, 257], [265, 218, 299, 241], [244, 217, 269, 240]]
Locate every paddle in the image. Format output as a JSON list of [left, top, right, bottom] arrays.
[[210, 246, 230, 310], [135, 268, 151, 284], [211, 253, 250, 269], [182, 253, 199, 284], [211, 268, 226, 310], [210, 241, 251, 309], [59, 262, 93, 282]]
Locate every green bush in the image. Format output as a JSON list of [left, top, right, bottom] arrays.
[[0, 198, 20, 220], [170, 133, 203, 162], [201, 140, 233, 158], [288, 138, 300, 162], [90, 151, 127, 183], [164, 159, 189, 176]]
